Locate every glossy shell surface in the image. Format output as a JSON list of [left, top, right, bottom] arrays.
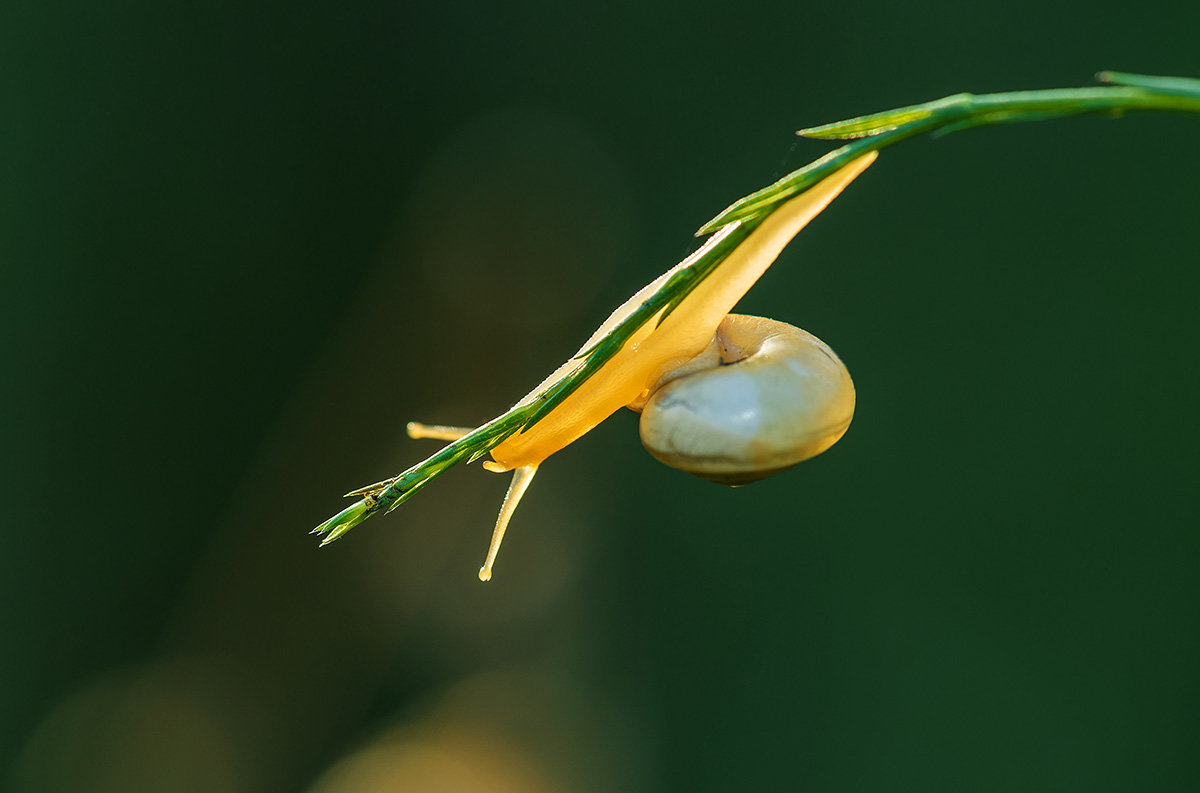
[[638, 315, 854, 485]]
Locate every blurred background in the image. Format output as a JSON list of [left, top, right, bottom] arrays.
[[3, 1, 1198, 791]]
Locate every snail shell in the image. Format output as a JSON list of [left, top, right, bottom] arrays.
[[635, 314, 854, 485]]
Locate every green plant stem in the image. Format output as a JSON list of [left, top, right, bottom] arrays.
[[698, 73, 1200, 233], [312, 71, 1200, 544]]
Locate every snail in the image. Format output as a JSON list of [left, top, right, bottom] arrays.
[[401, 152, 876, 580]]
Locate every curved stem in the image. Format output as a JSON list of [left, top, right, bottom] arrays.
[[312, 70, 1200, 544]]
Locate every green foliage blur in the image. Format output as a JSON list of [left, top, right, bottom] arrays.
[[3, 1, 1197, 791]]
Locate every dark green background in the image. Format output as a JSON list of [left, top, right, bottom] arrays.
[[3, 1, 1197, 791]]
